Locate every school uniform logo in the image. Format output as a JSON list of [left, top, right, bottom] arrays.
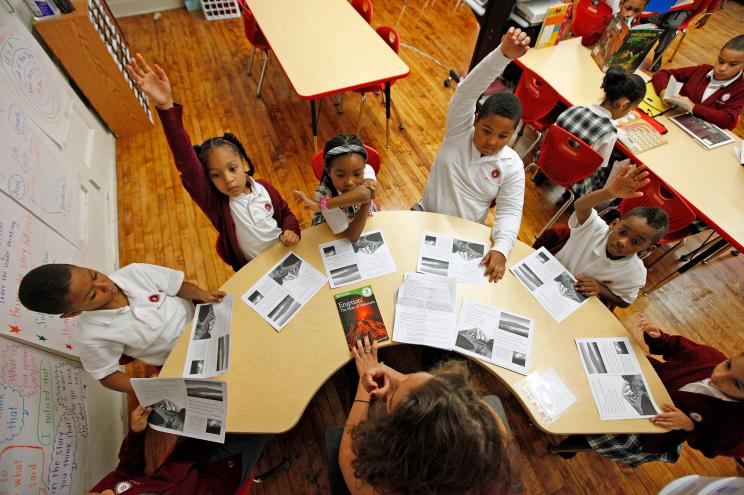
[[149, 294, 160, 303], [114, 481, 133, 493], [490, 169, 500, 179], [690, 412, 703, 422], [722, 94, 730, 102], [265, 203, 272, 212]]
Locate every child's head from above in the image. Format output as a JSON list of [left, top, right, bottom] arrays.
[[351, 360, 510, 495], [710, 353, 744, 400], [607, 207, 669, 258], [194, 133, 255, 197], [714, 35, 744, 81], [618, 0, 649, 20], [473, 92, 522, 157], [19, 264, 119, 318], [601, 67, 646, 119], [322, 134, 368, 195]]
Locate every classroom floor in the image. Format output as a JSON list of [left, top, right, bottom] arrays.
[[116, 1, 744, 493]]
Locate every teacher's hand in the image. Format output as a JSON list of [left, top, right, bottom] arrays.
[[351, 336, 379, 379], [481, 250, 507, 283]]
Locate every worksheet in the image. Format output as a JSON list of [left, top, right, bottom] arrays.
[[319, 230, 396, 288], [392, 272, 457, 350], [183, 294, 233, 378], [416, 231, 487, 285]]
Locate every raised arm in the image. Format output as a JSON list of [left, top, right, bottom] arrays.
[[573, 164, 650, 225]]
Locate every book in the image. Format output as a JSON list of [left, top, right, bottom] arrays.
[[592, 20, 663, 73], [668, 113, 735, 150], [638, 81, 674, 117], [334, 285, 388, 350], [616, 110, 668, 154], [535, 3, 573, 49], [661, 75, 694, 112]]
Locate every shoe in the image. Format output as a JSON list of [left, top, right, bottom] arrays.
[[410, 200, 424, 211]]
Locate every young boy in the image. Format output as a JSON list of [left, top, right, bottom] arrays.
[[419, 27, 530, 283], [554, 164, 669, 308], [652, 34, 744, 130], [18, 263, 224, 393]]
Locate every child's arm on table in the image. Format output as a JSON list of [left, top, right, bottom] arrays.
[[482, 170, 525, 283], [293, 185, 374, 241], [177, 281, 226, 303]]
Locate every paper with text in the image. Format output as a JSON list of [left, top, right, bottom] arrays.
[[183, 294, 233, 378], [319, 230, 397, 288], [416, 232, 486, 285], [392, 272, 457, 350]]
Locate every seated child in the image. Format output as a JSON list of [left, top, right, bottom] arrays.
[[581, 0, 649, 46], [86, 405, 271, 494], [18, 263, 224, 393], [550, 314, 744, 465], [420, 27, 530, 283], [127, 54, 300, 272], [652, 34, 744, 130], [555, 164, 669, 308], [294, 134, 377, 241], [555, 67, 645, 197]]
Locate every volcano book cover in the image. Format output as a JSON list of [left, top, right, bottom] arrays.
[[334, 285, 388, 350]]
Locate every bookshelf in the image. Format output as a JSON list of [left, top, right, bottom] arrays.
[[33, 0, 153, 137]]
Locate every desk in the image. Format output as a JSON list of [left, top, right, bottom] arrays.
[[161, 211, 669, 435], [516, 37, 744, 254], [246, 0, 410, 148]]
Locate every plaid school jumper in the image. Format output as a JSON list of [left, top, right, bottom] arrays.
[[556, 106, 616, 197]]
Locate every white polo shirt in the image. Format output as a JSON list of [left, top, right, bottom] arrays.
[[229, 177, 282, 260], [74, 263, 195, 380], [422, 47, 525, 258], [703, 70, 742, 102], [555, 210, 647, 305]]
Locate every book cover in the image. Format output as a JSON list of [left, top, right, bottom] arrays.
[[535, 3, 573, 49], [639, 81, 674, 117], [606, 26, 663, 72], [669, 113, 735, 150], [334, 285, 388, 349], [591, 15, 629, 70], [616, 110, 668, 154]]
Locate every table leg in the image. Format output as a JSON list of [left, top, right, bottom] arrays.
[[384, 81, 391, 148], [310, 99, 318, 151], [644, 238, 728, 295]]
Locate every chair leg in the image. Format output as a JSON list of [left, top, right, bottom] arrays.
[[668, 29, 687, 63], [702, 242, 732, 264], [332, 93, 345, 115], [390, 100, 404, 130], [645, 239, 685, 269], [679, 232, 718, 261], [537, 190, 574, 238], [253, 458, 291, 484], [256, 51, 269, 97], [519, 129, 543, 161], [356, 94, 367, 135], [247, 46, 257, 75]]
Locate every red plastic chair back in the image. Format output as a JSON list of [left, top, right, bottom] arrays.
[[312, 145, 381, 181], [352, 0, 374, 23], [514, 68, 561, 127], [376, 25, 399, 53], [571, 0, 613, 37], [536, 125, 604, 188], [617, 171, 695, 237], [237, 0, 269, 48]]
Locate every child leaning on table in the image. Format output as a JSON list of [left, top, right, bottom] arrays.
[[294, 134, 378, 242], [651, 34, 744, 130], [18, 263, 225, 393], [553, 164, 669, 308], [418, 27, 530, 284], [549, 314, 744, 466]]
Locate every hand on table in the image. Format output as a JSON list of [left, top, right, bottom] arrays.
[[127, 53, 173, 110], [500, 27, 530, 60], [575, 275, 602, 297], [293, 191, 320, 212], [652, 404, 695, 431], [197, 289, 226, 304], [481, 250, 507, 283], [279, 230, 300, 247]]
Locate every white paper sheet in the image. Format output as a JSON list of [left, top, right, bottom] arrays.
[[183, 294, 233, 378], [576, 337, 660, 420], [241, 252, 326, 331], [518, 368, 576, 424], [319, 230, 397, 288], [392, 272, 457, 350], [416, 231, 486, 285], [453, 299, 535, 375], [321, 207, 349, 234], [131, 378, 227, 443], [510, 247, 589, 323]]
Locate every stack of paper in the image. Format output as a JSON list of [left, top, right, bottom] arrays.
[[393, 272, 457, 350]]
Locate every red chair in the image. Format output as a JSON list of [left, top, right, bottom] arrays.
[[525, 125, 603, 237], [513, 68, 562, 159], [571, 0, 613, 37], [355, 26, 404, 137], [351, 0, 374, 23], [237, 0, 271, 97], [312, 144, 381, 180]]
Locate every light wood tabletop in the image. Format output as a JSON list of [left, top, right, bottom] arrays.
[[245, 0, 409, 99], [161, 211, 670, 435], [517, 37, 744, 250]]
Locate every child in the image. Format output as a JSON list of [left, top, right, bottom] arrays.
[[550, 315, 744, 465], [581, 0, 650, 46], [420, 27, 530, 283], [554, 164, 669, 308], [293, 134, 377, 241], [18, 263, 224, 393], [651, 34, 744, 130], [126, 54, 300, 272], [555, 67, 645, 197]]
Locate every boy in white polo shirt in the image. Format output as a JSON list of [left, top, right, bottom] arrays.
[[18, 263, 224, 393], [420, 27, 530, 283], [555, 165, 669, 308]]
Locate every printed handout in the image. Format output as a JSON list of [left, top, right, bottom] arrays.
[[392, 272, 457, 350], [319, 230, 397, 288], [241, 252, 326, 331], [131, 378, 227, 443], [510, 247, 589, 322], [576, 337, 660, 420], [183, 294, 234, 378], [416, 232, 487, 285], [454, 299, 535, 375]]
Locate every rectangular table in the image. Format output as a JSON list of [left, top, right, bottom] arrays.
[[246, 0, 410, 148]]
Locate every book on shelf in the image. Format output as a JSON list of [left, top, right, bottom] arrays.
[[534, 3, 573, 49]]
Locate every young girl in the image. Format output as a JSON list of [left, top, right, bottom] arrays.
[[652, 34, 744, 130], [293, 134, 377, 241], [581, 0, 650, 47], [550, 315, 744, 465], [126, 54, 300, 272], [555, 67, 645, 197]]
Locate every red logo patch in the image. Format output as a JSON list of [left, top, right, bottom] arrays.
[[149, 294, 160, 303], [490, 169, 500, 179], [265, 203, 272, 211]]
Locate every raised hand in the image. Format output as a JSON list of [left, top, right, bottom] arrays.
[[606, 164, 650, 199], [126, 53, 174, 109], [500, 27, 530, 60], [637, 314, 661, 338]]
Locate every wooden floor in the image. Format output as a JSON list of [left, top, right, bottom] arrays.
[[116, 2, 744, 493]]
